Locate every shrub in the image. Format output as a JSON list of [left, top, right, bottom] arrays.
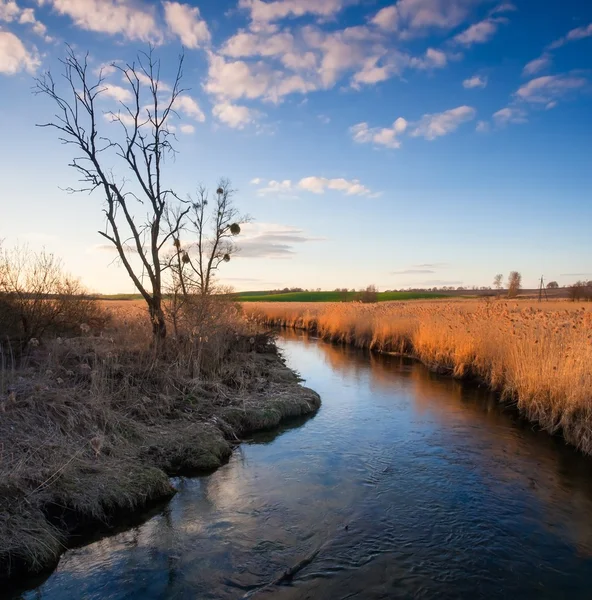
[[360, 285, 379, 303], [507, 271, 522, 298], [0, 245, 107, 348]]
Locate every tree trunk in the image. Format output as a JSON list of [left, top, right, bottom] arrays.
[[149, 298, 167, 348]]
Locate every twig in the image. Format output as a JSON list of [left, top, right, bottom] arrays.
[[241, 546, 322, 598]]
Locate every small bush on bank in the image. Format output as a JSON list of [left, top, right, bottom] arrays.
[[0, 245, 107, 349]]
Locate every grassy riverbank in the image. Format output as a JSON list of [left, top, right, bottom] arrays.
[[0, 302, 320, 585], [245, 300, 592, 455]]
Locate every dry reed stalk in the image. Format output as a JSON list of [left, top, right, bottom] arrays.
[[245, 300, 592, 454]]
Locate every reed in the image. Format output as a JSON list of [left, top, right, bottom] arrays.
[[244, 300, 592, 455]]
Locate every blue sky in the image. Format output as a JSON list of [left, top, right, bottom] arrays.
[[0, 0, 591, 293]]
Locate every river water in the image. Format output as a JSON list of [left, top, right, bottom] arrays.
[[18, 331, 592, 599]]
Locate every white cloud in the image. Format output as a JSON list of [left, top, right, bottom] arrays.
[[132, 70, 172, 92], [549, 22, 592, 49], [490, 3, 516, 14], [350, 118, 408, 148], [410, 105, 476, 140], [1, 1, 48, 38], [0, 0, 20, 21], [213, 101, 255, 128], [103, 111, 137, 127], [351, 55, 398, 88], [0, 30, 40, 74], [522, 53, 551, 76], [492, 106, 527, 126], [515, 74, 587, 105], [238, 0, 349, 24], [453, 17, 507, 46], [93, 62, 118, 77], [205, 53, 274, 101], [18, 7, 47, 37], [174, 94, 206, 122], [179, 124, 195, 134], [205, 51, 316, 103], [371, 0, 480, 36], [304, 25, 379, 88], [475, 120, 489, 132], [256, 179, 293, 195], [208, 12, 458, 105], [221, 29, 295, 59], [237, 222, 322, 259], [39, 0, 161, 43], [351, 107, 474, 145], [101, 83, 133, 103], [423, 47, 447, 67], [463, 74, 487, 88], [371, 5, 398, 31], [254, 175, 376, 196], [564, 22, 592, 43], [407, 47, 449, 71], [163, 1, 210, 48], [298, 176, 373, 196]]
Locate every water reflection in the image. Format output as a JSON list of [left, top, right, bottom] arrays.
[[17, 331, 592, 600]]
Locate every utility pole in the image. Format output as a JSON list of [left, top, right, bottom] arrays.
[[538, 275, 548, 302]]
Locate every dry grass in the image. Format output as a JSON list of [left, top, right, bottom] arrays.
[[245, 299, 592, 454], [0, 298, 320, 584]]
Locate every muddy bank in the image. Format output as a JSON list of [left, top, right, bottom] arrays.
[[0, 337, 320, 589]]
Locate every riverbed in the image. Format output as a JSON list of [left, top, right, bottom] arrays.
[[15, 331, 592, 599]]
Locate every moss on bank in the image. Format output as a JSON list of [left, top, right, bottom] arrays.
[[0, 339, 320, 587]]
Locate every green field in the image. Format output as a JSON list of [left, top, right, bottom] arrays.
[[98, 291, 448, 303], [237, 291, 446, 302]]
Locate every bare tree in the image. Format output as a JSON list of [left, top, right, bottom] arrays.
[[507, 271, 522, 298], [546, 281, 559, 289], [568, 281, 591, 302], [493, 273, 503, 291], [173, 181, 247, 298], [34, 46, 188, 345]]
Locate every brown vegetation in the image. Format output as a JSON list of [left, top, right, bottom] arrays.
[[0, 245, 107, 349], [0, 299, 320, 584], [245, 299, 592, 455]]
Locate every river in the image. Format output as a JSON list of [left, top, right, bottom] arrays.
[[16, 331, 592, 599]]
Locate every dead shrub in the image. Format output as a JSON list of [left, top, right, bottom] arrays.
[[0, 245, 108, 350]]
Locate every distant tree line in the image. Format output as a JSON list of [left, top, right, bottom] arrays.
[[263, 275, 592, 302]]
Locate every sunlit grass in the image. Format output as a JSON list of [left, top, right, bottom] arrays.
[[244, 299, 592, 455]]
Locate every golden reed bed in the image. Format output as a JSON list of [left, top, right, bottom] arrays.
[[244, 300, 592, 455]]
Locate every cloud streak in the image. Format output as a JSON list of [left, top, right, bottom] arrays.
[[254, 176, 377, 197], [237, 222, 323, 259], [351, 105, 475, 148]]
